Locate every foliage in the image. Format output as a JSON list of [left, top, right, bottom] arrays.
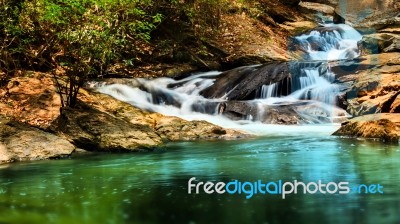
[[0, 0, 20, 86], [170, 0, 227, 36], [0, 0, 229, 107], [1, 0, 162, 107]]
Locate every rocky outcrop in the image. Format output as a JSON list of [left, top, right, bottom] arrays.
[[333, 114, 400, 143], [154, 116, 240, 141], [50, 96, 247, 152], [73, 91, 247, 149], [360, 33, 400, 53], [52, 104, 164, 152], [200, 63, 291, 100], [330, 53, 400, 116], [0, 116, 75, 164]]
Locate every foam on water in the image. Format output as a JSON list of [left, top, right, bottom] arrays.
[[97, 24, 361, 135], [294, 24, 363, 61]]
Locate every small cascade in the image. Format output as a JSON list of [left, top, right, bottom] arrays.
[[293, 24, 363, 61], [260, 83, 279, 99], [97, 23, 362, 130]]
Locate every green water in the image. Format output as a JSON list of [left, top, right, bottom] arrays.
[[0, 134, 399, 224]]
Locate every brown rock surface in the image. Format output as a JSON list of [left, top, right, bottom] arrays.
[[333, 113, 400, 143], [79, 91, 248, 142], [332, 53, 400, 116], [0, 116, 75, 164]]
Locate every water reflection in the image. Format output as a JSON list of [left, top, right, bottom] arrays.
[[0, 136, 399, 223]]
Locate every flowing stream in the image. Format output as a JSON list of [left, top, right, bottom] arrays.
[[97, 24, 362, 132], [1, 24, 398, 223]]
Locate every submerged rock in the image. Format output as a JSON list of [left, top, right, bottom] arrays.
[[333, 114, 400, 144], [219, 100, 346, 124], [0, 116, 75, 164]]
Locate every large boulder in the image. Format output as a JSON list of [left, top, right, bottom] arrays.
[[200, 63, 291, 100], [51, 103, 164, 152], [0, 116, 75, 164], [333, 114, 400, 143], [360, 33, 400, 53], [78, 91, 248, 143], [330, 53, 400, 116], [154, 116, 241, 141]]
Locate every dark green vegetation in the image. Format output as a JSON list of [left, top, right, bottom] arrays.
[[0, 0, 228, 107]]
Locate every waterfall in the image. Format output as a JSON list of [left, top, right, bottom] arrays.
[[260, 83, 279, 99], [293, 24, 363, 61], [97, 23, 362, 130]]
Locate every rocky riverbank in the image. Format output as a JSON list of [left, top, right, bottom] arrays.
[[0, 116, 75, 164], [0, 72, 247, 164], [329, 0, 400, 143], [333, 114, 400, 143]]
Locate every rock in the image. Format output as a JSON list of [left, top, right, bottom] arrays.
[[51, 103, 164, 152], [201, 63, 291, 100], [0, 116, 75, 164], [333, 114, 400, 143], [79, 91, 248, 142], [360, 33, 400, 54], [334, 0, 400, 28], [333, 10, 345, 24], [390, 94, 400, 113], [299, 2, 335, 15], [303, 0, 338, 6], [219, 100, 346, 124], [329, 53, 400, 116], [201, 60, 334, 102], [154, 117, 243, 141]]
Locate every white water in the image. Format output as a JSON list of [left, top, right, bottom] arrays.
[[97, 24, 362, 135], [260, 83, 279, 99], [294, 24, 363, 61]]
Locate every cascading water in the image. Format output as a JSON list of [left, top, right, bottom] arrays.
[[260, 83, 279, 99], [97, 23, 362, 134], [293, 24, 363, 61]]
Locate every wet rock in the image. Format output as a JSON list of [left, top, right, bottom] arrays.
[[333, 10, 345, 24], [333, 114, 400, 144], [154, 116, 243, 141], [51, 103, 164, 152], [220, 101, 344, 124], [201, 63, 291, 100], [0, 116, 75, 164]]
